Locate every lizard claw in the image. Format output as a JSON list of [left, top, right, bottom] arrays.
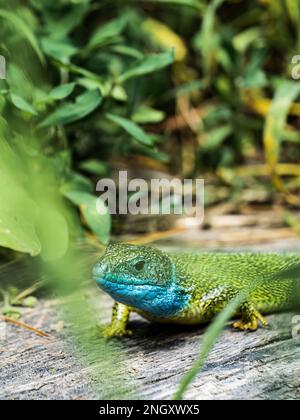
[[102, 325, 133, 339], [232, 309, 268, 332]]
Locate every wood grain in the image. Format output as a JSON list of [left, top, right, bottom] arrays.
[[1, 231, 300, 400]]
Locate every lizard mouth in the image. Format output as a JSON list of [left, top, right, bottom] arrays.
[[95, 277, 173, 314], [94, 274, 164, 288], [95, 275, 189, 317]]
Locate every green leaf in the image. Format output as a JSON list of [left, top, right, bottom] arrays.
[[87, 16, 128, 51], [286, 0, 300, 27], [35, 206, 69, 261], [162, 80, 205, 102], [0, 140, 41, 256], [118, 50, 175, 83], [142, 0, 204, 10], [22, 296, 38, 308], [41, 37, 77, 64], [0, 211, 41, 256], [106, 113, 154, 146], [242, 69, 267, 89], [64, 191, 111, 244], [109, 45, 143, 60], [133, 145, 170, 162], [199, 0, 225, 75], [61, 171, 94, 194], [202, 125, 232, 151], [0, 9, 44, 64], [49, 83, 76, 100], [40, 90, 102, 127], [80, 160, 108, 176], [43, 3, 89, 37], [264, 81, 300, 170], [110, 85, 128, 102], [132, 105, 165, 124], [10, 93, 38, 116], [0, 139, 71, 259], [241, 50, 268, 88], [233, 27, 263, 52]]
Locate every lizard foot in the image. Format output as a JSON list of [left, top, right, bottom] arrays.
[[232, 309, 268, 331], [102, 324, 133, 339]]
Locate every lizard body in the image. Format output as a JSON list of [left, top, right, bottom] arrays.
[[92, 243, 299, 338]]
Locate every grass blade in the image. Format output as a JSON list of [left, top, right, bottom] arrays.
[[263, 81, 300, 189], [173, 262, 300, 400], [0, 9, 44, 64]]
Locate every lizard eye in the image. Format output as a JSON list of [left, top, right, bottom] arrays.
[[134, 260, 145, 271]]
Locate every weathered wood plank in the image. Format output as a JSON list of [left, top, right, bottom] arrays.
[[1, 231, 300, 400], [1, 293, 299, 400]]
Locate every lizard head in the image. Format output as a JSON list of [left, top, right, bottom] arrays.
[[92, 243, 189, 317]]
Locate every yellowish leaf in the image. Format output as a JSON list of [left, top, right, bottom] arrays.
[[142, 18, 187, 62]]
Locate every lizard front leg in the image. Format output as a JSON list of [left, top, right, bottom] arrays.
[[103, 302, 133, 338], [200, 286, 268, 331], [233, 301, 268, 331]]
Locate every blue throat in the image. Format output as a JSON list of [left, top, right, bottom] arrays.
[[95, 269, 190, 317]]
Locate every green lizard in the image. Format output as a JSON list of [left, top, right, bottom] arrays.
[[92, 243, 299, 338]]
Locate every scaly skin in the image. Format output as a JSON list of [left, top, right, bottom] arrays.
[[92, 243, 299, 338]]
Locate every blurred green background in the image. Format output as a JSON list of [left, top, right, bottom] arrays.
[[1, 0, 300, 261]]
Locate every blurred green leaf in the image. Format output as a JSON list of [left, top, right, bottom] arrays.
[[118, 50, 174, 83], [41, 37, 77, 64], [264, 81, 300, 170], [22, 296, 38, 308], [142, 0, 204, 10], [106, 113, 155, 146], [86, 16, 128, 51], [162, 80, 205, 102], [10, 93, 37, 116], [202, 125, 232, 151], [286, 0, 300, 28], [132, 105, 165, 124], [242, 70, 267, 89], [199, 0, 224, 75], [42, 2, 90, 37], [64, 191, 111, 244], [80, 160, 108, 176], [0, 9, 44, 63], [142, 18, 187, 62], [241, 50, 268, 88], [110, 85, 128, 102], [49, 83, 76, 100], [134, 145, 170, 162], [233, 27, 263, 52], [109, 45, 143, 60], [40, 90, 102, 127], [0, 211, 41, 256], [61, 172, 94, 194], [36, 206, 69, 261], [0, 140, 40, 256]]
